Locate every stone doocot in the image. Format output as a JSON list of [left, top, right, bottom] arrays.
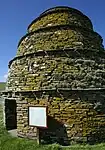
[[3, 6, 105, 145]]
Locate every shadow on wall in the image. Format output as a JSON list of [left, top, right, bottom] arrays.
[[39, 116, 69, 146], [87, 129, 105, 145]]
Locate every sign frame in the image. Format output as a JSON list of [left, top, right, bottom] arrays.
[[28, 106, 48, 128]]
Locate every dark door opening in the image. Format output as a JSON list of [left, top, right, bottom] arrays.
[[5, 99, 17, 130]]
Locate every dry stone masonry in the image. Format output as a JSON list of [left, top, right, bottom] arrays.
[[3, 6, 105, 145]]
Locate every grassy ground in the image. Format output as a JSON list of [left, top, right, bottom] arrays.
[[0, 82, 6, 91], [0, 104, 105, 150]]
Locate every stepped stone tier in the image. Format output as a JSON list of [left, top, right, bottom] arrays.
[[3, 6, 105, 145]]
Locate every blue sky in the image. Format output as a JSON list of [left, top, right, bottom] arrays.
[[0, 0, 105, 82]]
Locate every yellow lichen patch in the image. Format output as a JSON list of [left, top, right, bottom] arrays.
[[28, 11, 93, 32]]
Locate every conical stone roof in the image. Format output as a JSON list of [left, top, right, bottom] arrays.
[[6, 6, 105, 91]]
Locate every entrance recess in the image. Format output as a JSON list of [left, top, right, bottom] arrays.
[[5, 99, 17, 130]]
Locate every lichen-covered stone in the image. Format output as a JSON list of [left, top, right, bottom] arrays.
[[28, 6, 93, 32], [17, 26, 103, 56], [4, 6, 105, 145], [7, 50, 105, 91], [16, 90, 105, 144]]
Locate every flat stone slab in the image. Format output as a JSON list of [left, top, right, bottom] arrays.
[[8, 129, 17, 137]]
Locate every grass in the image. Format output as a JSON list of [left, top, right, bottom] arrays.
[[0, 82, 6, 91], [0, 104, 105, 150]]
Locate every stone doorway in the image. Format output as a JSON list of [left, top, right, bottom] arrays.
[[5, 99, 17, 130]]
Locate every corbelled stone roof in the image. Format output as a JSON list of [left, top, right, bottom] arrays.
[[6, 6, 105, 91], [28, 6, 93, 32]]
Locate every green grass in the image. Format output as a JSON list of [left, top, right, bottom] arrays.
[[0, 104, 105, 150], [0, 82, 6, 91]]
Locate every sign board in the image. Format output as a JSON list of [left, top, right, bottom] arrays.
[[28, 106, 47, 128]]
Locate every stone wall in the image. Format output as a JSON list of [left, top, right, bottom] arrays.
[[16, 90, 105, 144], [7, 49, 105, 91], [17, 27, 103, 56]]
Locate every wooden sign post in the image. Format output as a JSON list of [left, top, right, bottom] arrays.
[[36, 128, 40, 145], [28, 106, 47, 145]]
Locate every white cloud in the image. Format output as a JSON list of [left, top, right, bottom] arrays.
[[3, 74, 8, 81], [4, 74, 8, 79]]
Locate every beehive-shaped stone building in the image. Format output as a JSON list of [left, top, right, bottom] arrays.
[[3, 6, 105, 145]]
